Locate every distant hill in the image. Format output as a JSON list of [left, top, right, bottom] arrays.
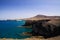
[[34, 15, 60, 18], [23, 15, 60, 20]]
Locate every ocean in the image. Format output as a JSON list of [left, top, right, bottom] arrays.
[[0, 20, 31, 39]]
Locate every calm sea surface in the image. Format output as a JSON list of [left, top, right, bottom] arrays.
[[0, 20, 31, 39]]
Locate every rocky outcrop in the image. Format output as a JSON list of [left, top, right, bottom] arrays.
[[23, 19, 60, 38], [31, 20, 60, 38], [23, 20, 50, 26], [23, 20, 33, 26]]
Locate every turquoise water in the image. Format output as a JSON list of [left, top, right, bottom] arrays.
[[0, 20, 31, 39]]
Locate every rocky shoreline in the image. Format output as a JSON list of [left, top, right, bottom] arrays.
[[0, 36, 60, 40], [23, 19, 60, 38]]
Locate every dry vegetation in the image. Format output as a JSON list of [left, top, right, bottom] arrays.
[[25, 36, 60, 40]]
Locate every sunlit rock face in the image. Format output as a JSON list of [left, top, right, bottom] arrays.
[[23, 19, 60, 38]]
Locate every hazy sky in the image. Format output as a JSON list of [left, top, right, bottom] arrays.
[[0, 0, 60, 20]]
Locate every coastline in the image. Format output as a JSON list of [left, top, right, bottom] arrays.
[[0, 36, 60, 40]]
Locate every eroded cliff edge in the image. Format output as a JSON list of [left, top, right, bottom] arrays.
[[22, 15, 60, 38], [23, 19, 60, 38]]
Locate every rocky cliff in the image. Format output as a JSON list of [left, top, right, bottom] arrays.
[[23, 15, 60, 38], [31, 19, 60, 38], [23, 19, 60, 38]]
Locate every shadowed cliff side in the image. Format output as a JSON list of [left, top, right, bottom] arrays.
[[23, 19, 60, 38]]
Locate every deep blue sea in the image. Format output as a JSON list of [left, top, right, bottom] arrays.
[[0, 20, 31, 39]]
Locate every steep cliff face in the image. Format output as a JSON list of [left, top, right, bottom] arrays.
[[31, 19, 60, 38], [23, 19, 60, 38], [22, 15, 60, 38]]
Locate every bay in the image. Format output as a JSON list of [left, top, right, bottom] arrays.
[[0, 20, 31, 39]]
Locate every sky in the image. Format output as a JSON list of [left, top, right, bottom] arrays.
[[0, 0, 60, 20]]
